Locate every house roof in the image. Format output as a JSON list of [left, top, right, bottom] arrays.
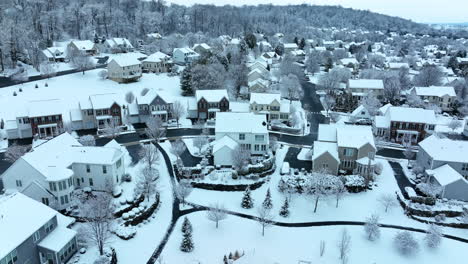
[[28, 99, 62, 118], [317, 124, 337, 142], [0, 193, 58, 259], [137, 89, 172, 105], [110, 55, 141, 67], [283, 43, 298, 49], [419, 135, 468, 164], [249, 93, 281, 105], [70, 40, 95, 51], [89, 93, 119, 109], [38, 226, 77, 252], [427, 164, 465, 186], [196, 89, 228, 103], [312, 141, 339, 162], [143, 52, 170, 63], [388, 62, 409, 69], [386, 106, 436, 124], [213, 135, 239, 153], [193, 43, 211, 50], [105, 38, 133, 49], [215, 112, 267, 134], [336, 125, 375, 149], [413, 86, 456, 97], [348, 79, 384, 90], [173, 47, 197, 54]]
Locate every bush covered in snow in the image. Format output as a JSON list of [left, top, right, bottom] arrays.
[[113, 224, 137, 240], [416, 183, 442, 198], [394, 231, 419, 256], [344, 175, 366, 193]]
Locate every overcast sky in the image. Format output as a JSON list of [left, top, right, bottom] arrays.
[[166, 0, 468, 23]]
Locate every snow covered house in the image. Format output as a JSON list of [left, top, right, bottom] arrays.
[[135, 89, 173, 123], [350, 105, 372, 121], [373, 106, 436, 145], [347, 79, 384, 100], [102, 37, 134, 53], [5, 99, 64, 140], [142, 51, 173, 73], [71, 94, 123, 130], [249, 93, 289, 122], [67, 40, 97, 56], [0, 192, 77, 264], [388, 62, 409, 70], [248, 79, 269, 93], [41, 47, 66, 62], [213, 112, 269, 166], [172, 48, 199, 65], [417, 135, 468, 180], [410, 86, 457, 111], [1, 133, 125, 210], [248, 68, 268, 83], [107, 56, 142, 83], [312, 124, 376, 175], [426, 164, 468, 201], [283, 43, 298, 53], [196, 90, 229, 120], [192, 43, 211, 55]]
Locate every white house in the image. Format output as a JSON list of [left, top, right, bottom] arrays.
[[249, 92, 290, 121], [1, 133, 125, 210], [41, 47, 66, 62], [142, 51, 173, 73], [213, 112, 269, 166], [426, 164, 468, 201], [348, 79, 385, 100], [102, 37, 134, 53], [283, 43, 298, 53], [192, 43, 211, 54], [67, 40, 97, 56], [107, 56, 142, 83], [410, 86, 457, 111], [172, 48, 199, 65]]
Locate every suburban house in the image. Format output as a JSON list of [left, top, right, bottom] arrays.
[[172, 48, 200, 65], [195, 89, 230, 120], [350, 104, 373, 121], [249, 93, 290, 122], [1, 133, 125, 210], [426, 164, 468, 201], [134, 89, 173, 123], [90, 94, 123, 130], [248, 79, 270, 93], [67, 40, 97, 56], [5, 99, 64, 140], [248, 68, 268, 83], [347, 79, 385, 100], [142, 51, 173, 73], [192, 43, 211, 55], [213, 112, 269, 166], [373, 106, 436, 145], [102, 37, 134, 53], [283, 43, 298, 53], [0, 192, 77, 264], [107, 56, 142, 83], [312, 124, 376, 175], [410, 86, 457, 111], [41, 47, 66, 62]]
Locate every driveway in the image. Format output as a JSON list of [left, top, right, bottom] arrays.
[[389, 161, 415, 195], [283, 147, 311, 171]]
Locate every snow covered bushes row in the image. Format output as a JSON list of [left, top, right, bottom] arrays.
[[278, 174, 367, 194], [124, 193, 161, 226], [113, 224, 137, 240]]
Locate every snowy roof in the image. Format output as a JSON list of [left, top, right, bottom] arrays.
[[196, 89, 228, 103], [379, 103, 392, 115], [42, 47, 66, 58], [173, 47, 197, 54], [143, 52, 170, 63], [312, 141, 339, 161], [69, 146, 123, 165], [351, 105, 367, 116], [413, 86, 456, 97], [341, 58, 358, 65], [28, 99, 62, 118], [250, 93, 281, 105], [0, 193, 58, 259], [427, 164, 465, 186], [374, 116, 389, 128], [419, 135, 468, 163], [38, 226, 76, 252], [137, 89, 172, 105], [90, 93, 119, 109], [336, 125, 375, 149], [193, 43, 211, 50], [110, 55, 141, 67], [105, 37, 133, 49], [215, 112, 267, 134], [348, 79, 384, 90], [388, 62, 409, 69], [386, 106, 436, 124], [317, 124, 337, 142], [213, 135, 239, 153], [283, 43, 298, 49], [70, 40, 95, 51]]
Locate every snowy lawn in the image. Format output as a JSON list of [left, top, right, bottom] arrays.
[[435, 115, 465, 134], [160, 211, 465, 264]]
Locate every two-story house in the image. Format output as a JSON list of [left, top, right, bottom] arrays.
[[0, 192, 77, 264], [107, 56, 142, 83], [249, 93, 290, 122], [102, 37, 134, 53], [312, 124, 376, 175], [142, 52, 173, 73], [213, 112, 269, 166], [172, 48, 200, 65], [1, 133, 125, 210], [410, 86, 457, 111], [196, 90, 230, 120], [89, 94, 123, 130], [135, 89, 173, 123], [67, 40, 97, 56], [41, 47, 66, 62], [192, 43, 211, 55], [348, 79, 384, 100], [373, 106, 436, 145]]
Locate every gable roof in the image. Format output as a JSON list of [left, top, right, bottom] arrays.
[[427, 164, 465, 186], [105, 37, 133, 48], [386, 106, 436, 124], [215, 112, 267, 134], [70, 40, 95, 51], [213, 135, 239, 153], [336, 125, 375, 149], [28, 99, 62, 118], [413, 86, 456, 97], [196, 89, 228, 103], [249, 93, 281, 105], [143, 52, 170, 63], [110, 55, 141, 67], [348, 79, 384, 90], [89, 93, 120, 109], [419, 135, 468, 163], [312, 141, 339, 162]]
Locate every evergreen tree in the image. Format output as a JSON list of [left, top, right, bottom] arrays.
[[180, 217, 194, 252], [293, 36, 299, 45], [279, 198, 290, 217], [298, 38, 306, 50], [448, 56, 459, 72], [223, 255, 228, 264], [241, 187, 254, 209], [180, 66, 193, 96], [181, 217, 192, 234], [262, 188, 273, 209]]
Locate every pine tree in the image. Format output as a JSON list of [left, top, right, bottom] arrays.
[[181, 217, 192, 234], [241, 187, 254, 209], [45, 83, 48, 87], [223, 255, 228, 264], [180, 217, 194, 252], [228, 252, 233, 259], [180, 66, 193, 96], [262, 188, 273, 209], [279, 198, 290, 217], [35, 84, 38, 88]]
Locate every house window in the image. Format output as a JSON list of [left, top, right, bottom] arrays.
[[86, 164, 91, 173], [344, 148, 354, 157], [116, 158, 122, 168], [15, 180, 22, 187], [64, 195, 69, 204], [463, 164, 468, 171], [42, 197, 49, 205], [103, 166, 107, 174], [87, 110, 93, 116], [60, 196, 64, 205], [89, 178, 94, 186], [261, 145, 267, 151], [33, 231, 41, 243], [58, 181, 63, 191], [3, 249, 18, 264], [322, 163, 329, 168], [49, 182, 57, 191], [255, 135, 264, 141], [254, 145, 260, 151], [239, 134, 245, 140]]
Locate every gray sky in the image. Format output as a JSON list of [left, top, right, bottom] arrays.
[[166, 0, 468, 23]]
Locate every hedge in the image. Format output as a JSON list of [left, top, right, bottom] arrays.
[[190, 180, 267, 191], [114, 194, 145, 218], [124, 193, 161, 226]]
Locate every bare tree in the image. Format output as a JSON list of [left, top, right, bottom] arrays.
[[171, 139, 186, 166], [170, 101, 185, 127], [269, 136, 279, 153], [101, 119, 122, 138], [322, 94, 336, 117], [138, 165, 159, 201], [231, 146, 250, 171], [360, 91, 381, 116], [378, 194, 397, 213], [364, 214, 381, 241], [403, 145, 415, 161], [414, 66, 443, 87], [3, 143, 30, 163], [139, 144, 160, 170], [448, 118, 462, 133], [98, 70, 108, 80], [309, 171, 332, 213], [145, 116, 166, 142], [318, 72, 340, 91], [394, 231, 419, 256], [78, 135, 96, 146], [176, 180, 193, 205], [40, 62, 57, 79], [424, 224, 443, 249], [333, 178, 347, 208], [11, 69, 29, 85], [192, 136, 208, 155], [125, 91, 135, 104], [68, 49, 95, 75], [206, 203, 228, 228], [80, 192, 114, 256], [280, 74, 303, 102], [383, 75, 401, 103], [257, 206, 274, 236], [337, 228, 351, 264]]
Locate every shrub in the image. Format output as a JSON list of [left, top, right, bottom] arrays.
[[114, 224, 137, 240], [394, 231, 419, 256]]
